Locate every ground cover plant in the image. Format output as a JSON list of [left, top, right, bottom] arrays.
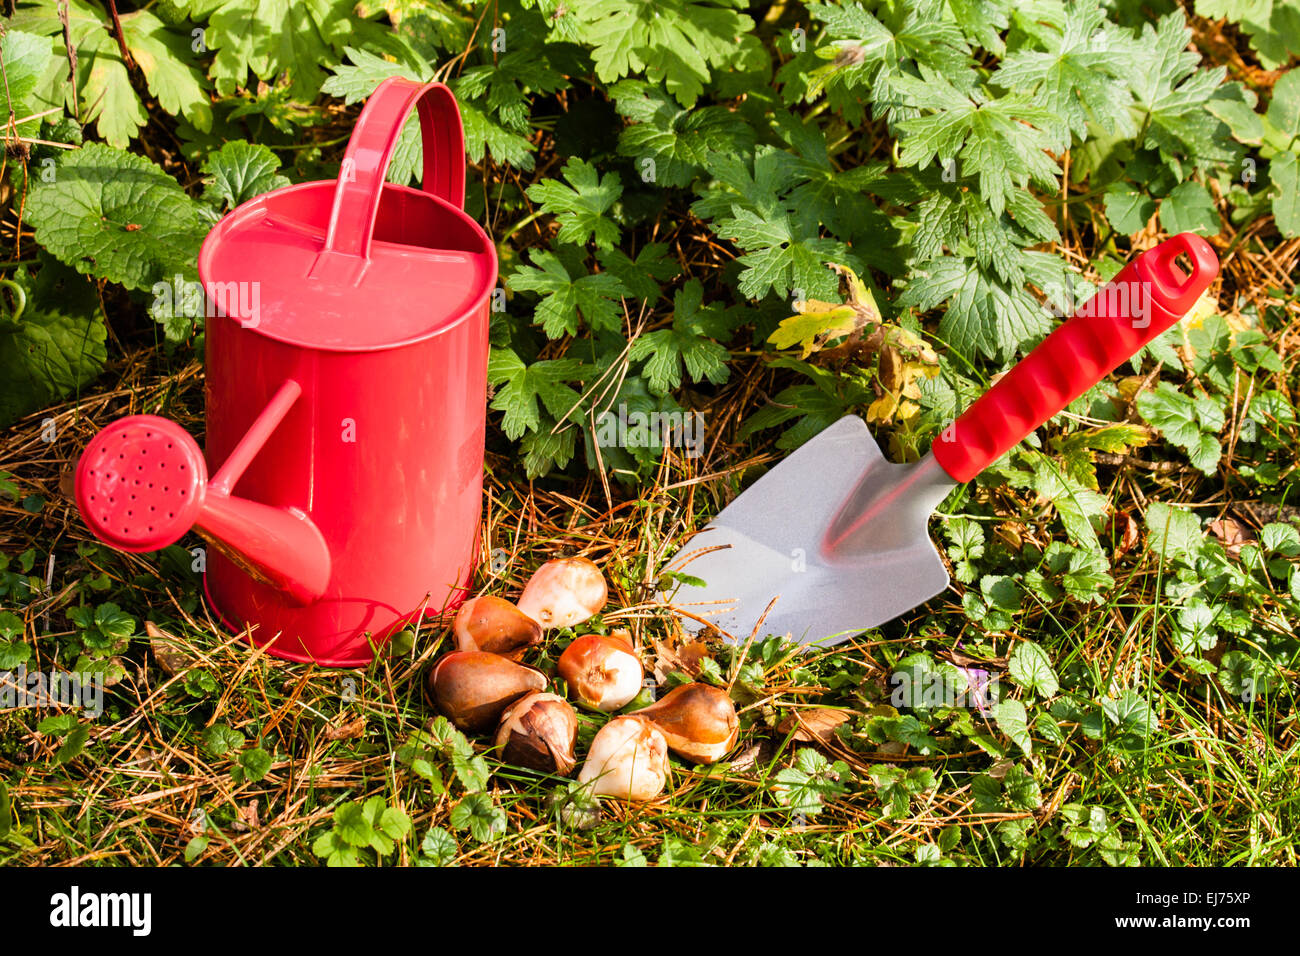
[[0, 0, 1296, 866]]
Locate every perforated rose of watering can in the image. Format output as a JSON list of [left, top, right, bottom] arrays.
[[72, 78, 497, 667]]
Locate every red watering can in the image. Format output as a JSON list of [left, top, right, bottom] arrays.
[[73, 78, 497, 667]]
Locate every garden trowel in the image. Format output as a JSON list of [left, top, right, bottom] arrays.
[[667, 234, 1219, 645]]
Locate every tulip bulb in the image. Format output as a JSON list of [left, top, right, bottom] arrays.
[[558, 633, 644, 712], [578, 716, 669, 801], [517, 557, 608, 630], [428, 651, 547, 733], [453, 595, 543, 660], [494, 692, 578, 775], [633, 683, 739, 764]]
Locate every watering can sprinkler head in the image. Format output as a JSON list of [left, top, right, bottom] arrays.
[[74, 381, 332, 607]]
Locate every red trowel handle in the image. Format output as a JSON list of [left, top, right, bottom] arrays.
[[931, 233, 1219, 483]]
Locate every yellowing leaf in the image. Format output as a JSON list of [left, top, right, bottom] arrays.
[[1052, 424, 1153, 490], [767, 264, 881, 357], [867, 392, 899, 423], [768, 304, 859, 358], [1178, 289, 1219, 330]]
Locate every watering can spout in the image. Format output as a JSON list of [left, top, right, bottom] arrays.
[[73, 379, 332, 606]]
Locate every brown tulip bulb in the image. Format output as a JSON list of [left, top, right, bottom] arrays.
[[427, 651, 547, 733], [558, 633, 644, 712], [633, 682, 739, 764], [577, 716, 669, 801], [494, 691, 578, 775], [517, 557, 608, 630], [453, 595, 543, 659]]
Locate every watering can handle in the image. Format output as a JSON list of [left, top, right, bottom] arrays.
[[321, 76, 466, 264]]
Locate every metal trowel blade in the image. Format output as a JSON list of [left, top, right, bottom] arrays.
[[665, 416, 953, 646]]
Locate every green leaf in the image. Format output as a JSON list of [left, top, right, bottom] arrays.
[[1008, 642, 1060, 697], [458, 99, 538, 170], [992, 699, 1032, 756], [1034, 711, 1067, 746], [183, 836, 209, 862], [1042, 541, 1113, 604], [0, 258, 108, 428], [595, 244, 677, 302], [55, 724, 91, 765], [321, 44, 427, 102], [333, 801, 374, 848], [450, 792, 507, 843], [1270, 151, 1300, 238], [451, 750, 491, 794], [208, 0, 355, 99], [738, 357, 873, 450], [865, 714, 943, 754], [993, 1, 1135, 145], [1126, 11, 1239, 172], [183, 668, 218, 697], [1100, 691, 1157, 748], [201, 141, 291, 210], [361, 797, 410, 856], [420, 827, 459, 865], [1052, 423, 1151, 490], [617, 843, 648, 866], [526, 159, 623, 250], [898, 254, 1057, 360], [125, 10, 214, 135], [455, 47, 566, 131], [486, 349, 586, 439], [13, 3, 213, 146], [521, 425, 578, 479], [802, 1, 972, 124], [971, 772, 1002, 811], [658, 838, 707, 867], [26, 144, 210, 294], [772, 749, 852, 816], [202, 724, 245, 757], [1136, 383, 1222, 475], [93, 602, 135, 643], [1103, 183, 1156, 235], [895, 69, 1061, 216], [507, 247, 627, 338], [1027, 457, 1106, 552], [19, 2, 133, 146], [627, 281, 731, 394], [713, 209, 855, 302], [579, 0, 755, 107], [0, 31, 54, 128], [237, 747, 272, 782], [312, 830, 361, 867], [1260, 522, 1300, 557], [1144, 502, 1202, 564], [1002, 763, 1043, 811], [0, 612, 22, 643], [1159, 181, 1219, 236], [612, 80, 755, 188], [942, 518, 985, 584], [0, 640, 31, 669], [868, 765, 936, 818], [37, 714, 79, 735], [1261, 68, 1300, 153]]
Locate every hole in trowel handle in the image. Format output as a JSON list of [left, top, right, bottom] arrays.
[[1169, 252, 1191, 285], [1142, 234, 1216, 314]]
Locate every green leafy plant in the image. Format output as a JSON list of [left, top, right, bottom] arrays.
[[312, 796, 413, 867], [772, 748, 853, 815]]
